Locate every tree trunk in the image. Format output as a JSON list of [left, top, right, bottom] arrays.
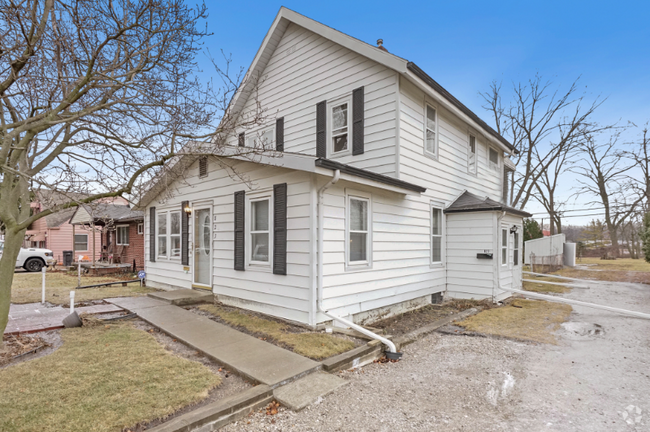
[[0, 228, 26, 347], [608, 227, 620, 258]]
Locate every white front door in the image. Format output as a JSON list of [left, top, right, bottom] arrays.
[[193, 208, 211, 287]]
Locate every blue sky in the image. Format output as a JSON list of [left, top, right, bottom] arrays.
[[200, 0, 649, 226]]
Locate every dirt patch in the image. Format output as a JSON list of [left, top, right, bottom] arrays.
[[190, 303, 363, 360], [1, 333, 49, 366], [372, 299, 490, 336], [454, 299, 572, 344]]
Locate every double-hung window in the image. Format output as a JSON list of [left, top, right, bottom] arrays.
[[425, 104, 437, 157], [331, 101, 349, 154], [348, 196, 369, 265], [157, 213, 167, 257], [116, 225, 129, 246], [501, 228, 508, 266], [250, 198, 271, 264], [170, 212, 181, 258], [431, 207, 442, 264], [75, 234, 88, 251], [513, 232, 520, 266], [137, 223, 144, 235], [468, 134, 477, 175], [489, 147, 499, 171]]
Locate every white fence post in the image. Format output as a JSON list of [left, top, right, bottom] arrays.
[[70, 291, 75, 313], [41, 266, 46, 304]]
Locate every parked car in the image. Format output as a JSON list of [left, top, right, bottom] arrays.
[[0, 240, 56, 272]]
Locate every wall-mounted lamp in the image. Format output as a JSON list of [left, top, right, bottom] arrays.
[[510, 225, 518, 234], [183, 203, 192, 216]]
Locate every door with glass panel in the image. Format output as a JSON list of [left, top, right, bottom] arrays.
[[193, 208, 211, 287]]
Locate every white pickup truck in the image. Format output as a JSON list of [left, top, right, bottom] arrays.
[[0, 241, 56, 272]]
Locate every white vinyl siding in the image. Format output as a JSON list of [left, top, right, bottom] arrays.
[[232, 23, 399, 176], [246, 127, 274, 148]]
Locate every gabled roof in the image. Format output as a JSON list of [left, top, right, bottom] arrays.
[[444, 191, 532, 218], [228, 7, 516, 155], [70, 203, 144, 226]]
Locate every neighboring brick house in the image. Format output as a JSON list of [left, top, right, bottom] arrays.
[[69, 203, 145, 270]]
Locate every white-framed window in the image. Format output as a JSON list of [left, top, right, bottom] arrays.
[[424, 103, 438, 157], [249, 197, 271, 265], [501, 228, 508, 266], [330, 98, 351, 155], [513, 232, 520, 266], [489, 147, 499, 171], [157, 213, 167, 257], [468, 134, 477, 175], [137, 223, 143, 235], [170, 212, 181, 258], [246, 127, 274, 148], [74, 234, 88, 251], [347, 194, 370, 266], [116, 225, 129, 246], [431, 206, 443, 264]]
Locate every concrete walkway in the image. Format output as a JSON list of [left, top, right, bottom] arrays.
[[5, 302, 123, 334], [106, 296, 321, 387]]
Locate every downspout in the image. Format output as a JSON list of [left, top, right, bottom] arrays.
[[317, 169, 399, 356]]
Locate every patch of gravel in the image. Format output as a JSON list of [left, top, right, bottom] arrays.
[[221, 279, 650, 432]]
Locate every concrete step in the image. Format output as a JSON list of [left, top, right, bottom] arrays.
[[273, 372, 348, 411], [148, 289, 213, 305]]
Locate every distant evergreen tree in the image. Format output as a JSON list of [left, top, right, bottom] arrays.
[[524, 219, 543, 243]]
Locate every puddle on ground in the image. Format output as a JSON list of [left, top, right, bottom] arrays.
[[561, 322, 606, 339]]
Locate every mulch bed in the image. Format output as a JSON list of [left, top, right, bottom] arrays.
[[372, 299, 492, 336], [0, 333, 50, 366]]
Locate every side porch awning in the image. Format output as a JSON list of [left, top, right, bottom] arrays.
[[444, 191, 532, 218]]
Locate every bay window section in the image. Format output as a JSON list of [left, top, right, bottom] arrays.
[[250, 199, 270, 264]]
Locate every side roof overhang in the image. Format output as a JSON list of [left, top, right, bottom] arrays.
[[444, 191, 532, 218]]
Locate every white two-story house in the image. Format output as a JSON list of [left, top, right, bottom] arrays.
[[138, 7, 531, 327]]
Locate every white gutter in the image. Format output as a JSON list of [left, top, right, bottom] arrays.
[[498, 286, 650, 320], [316, 169, 398, 354]]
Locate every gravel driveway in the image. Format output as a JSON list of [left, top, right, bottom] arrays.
[[222, 279, 650, 432]]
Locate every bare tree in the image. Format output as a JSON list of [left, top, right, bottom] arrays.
[[533, 143, 575, 234], [572, 134, 643, 257], [0, 0, 267, 342], [622, 123, 649, 210], [481, 75, 607, 217]]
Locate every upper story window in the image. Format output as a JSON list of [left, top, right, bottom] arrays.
[[347, 195, 370, 266], [246, 128, 274, 148], [489, 147, 499, 171], [331, 101, 350, 154], [468, 134, 477, 175], [425, 104, 438, 157], [250, 198, 271, 264]]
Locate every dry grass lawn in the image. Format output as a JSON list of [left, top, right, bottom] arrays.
[[0, 323, 219, 432], [197, 304, 356, 360], [553, 258, 650, 284], [455, 299, 572, 344], [11, 271, 156, 304], [574, 257, 650, 272]]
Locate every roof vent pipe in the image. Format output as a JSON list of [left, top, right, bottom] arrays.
[[376, 39, 388, 52]]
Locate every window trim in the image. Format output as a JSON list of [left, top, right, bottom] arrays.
[[489, 147, 500, 171], [116, 224, 130, 246], [467, 133, 478, 176], [345, 190, 372, 270], [423, 102, 439, 159], [246, 191, 273, 269], [430, 203, 444, 267], [74, 233, 89, 252], [328, 96, 352, 157], [501, 227, 508, 267], [137, 223, 144, 235]]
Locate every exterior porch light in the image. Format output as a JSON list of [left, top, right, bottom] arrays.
[[183, 203, 192, 215], [510, 225, 518, 234]]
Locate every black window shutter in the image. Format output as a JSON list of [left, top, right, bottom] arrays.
[[181, 201, 189, 265], [316, 101, 327, 157], [234, 191, 245, 271], [149, 207, 156, 263], [276, 117, 284, 152], [273, 183, 287, 275], [352, 86, 365, 155], [238, 132, 245, 147]]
